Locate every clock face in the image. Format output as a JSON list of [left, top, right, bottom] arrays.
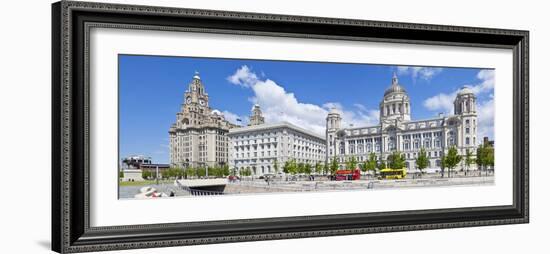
[[186, 97, 191, 104], [199, 99, 205, 105]]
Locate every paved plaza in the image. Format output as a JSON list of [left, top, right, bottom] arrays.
[[119, 172, 494, 198]]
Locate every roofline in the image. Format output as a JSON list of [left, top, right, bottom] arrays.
[[228, 121, 325, 140], [343, 116, 453, 132]]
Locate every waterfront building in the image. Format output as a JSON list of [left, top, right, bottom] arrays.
[[326, 73, 478, 172], [228, 107, 326, 175], [169, 72, 238, 168], [120, 155, 169, 181]]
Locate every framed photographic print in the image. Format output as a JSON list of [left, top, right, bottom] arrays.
[[52, 1, 529, 253]]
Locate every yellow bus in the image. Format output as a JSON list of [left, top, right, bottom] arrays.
[[378, 168, 407, 180]]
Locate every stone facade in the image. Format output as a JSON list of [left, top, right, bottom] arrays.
[[326, 73, 478, 172], [248, 104, 265, 126], [169, 72, 238, 168], [228, 120, 326, 176]]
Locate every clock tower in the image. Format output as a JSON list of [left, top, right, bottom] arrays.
[[169, 71, 238, 169], [184, 71, 209, 108]]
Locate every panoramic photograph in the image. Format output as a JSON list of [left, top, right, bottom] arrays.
[[118, 55, 495, 199]]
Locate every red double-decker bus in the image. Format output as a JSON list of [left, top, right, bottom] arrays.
[[334, 169, 361, 181]]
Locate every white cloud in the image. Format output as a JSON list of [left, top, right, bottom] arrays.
[[227, 66, 379, 135], [423, 91, 458, 115], [422, 69, 495, 143], [397, 66, 443, 81], [470, 69, 495, 94], [476, 99, 495, 141], [226, 65, 258, 88]]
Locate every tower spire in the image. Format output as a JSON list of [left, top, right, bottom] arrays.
[[392, 71, 398, 86]]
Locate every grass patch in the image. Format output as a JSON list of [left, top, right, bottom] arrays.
[[119, 180, 172, 187]]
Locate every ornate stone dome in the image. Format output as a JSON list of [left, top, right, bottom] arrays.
[[384, 72, 407, 96], [458, 86, 474, 95], [329, 107, 340, 115]]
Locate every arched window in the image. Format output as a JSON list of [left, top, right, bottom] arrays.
[[466, 137, 470, 145], [389, 137, 396, 151], [448, 137, 455, 146]]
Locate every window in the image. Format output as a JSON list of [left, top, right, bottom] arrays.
[[448, 138, 455, 146], [466, 127, 470, 134], [424, 139, 431, 148], [466, 137, 470, 145]]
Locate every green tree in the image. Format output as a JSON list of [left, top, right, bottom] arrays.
[[141, 170, 152, 180], [476, 144, 484, 176], [377, 159, 387, 171], [387, 151, 406, 169], [444, 146, 462, 178], [197, 167, 207, 178], [315, 162, 322, 174], [222, 164, 231, 177], [284, 159, 298, 175], [476, 144, 495, 176], [241, 167, 252, 176], [283, 160, 291, 174], [415, 148, 429, 175], [464, 149, 475, 176], [366, 153, 377, 177], [297, 162, 305, 174], [330, 157, 339, 175], [211, 166, 225, 178], [346, 156, 358, 170], [440, 154, 446, 178], [119, 170, 124, 178], [359, 161, 368, 174], [304, 163, 312, 175]]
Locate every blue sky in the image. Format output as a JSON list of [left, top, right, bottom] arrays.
[[119, 55, 495, 164]]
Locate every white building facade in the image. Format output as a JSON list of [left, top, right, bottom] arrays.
[[169, 72, 238, 168], [228, 121, 326, 176], [326, 73, 478, 172]]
